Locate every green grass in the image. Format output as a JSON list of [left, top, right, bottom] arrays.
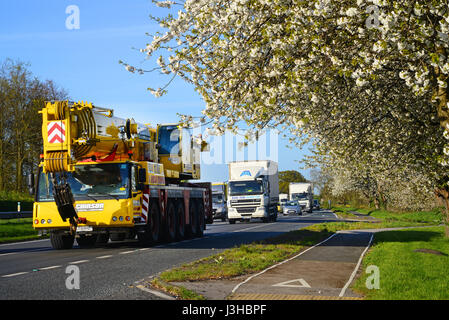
[[150, 278, 206, 300], [153, 218, 431, 298], [332, 206, 443, 225], [0, 218, 45, 243], [159, 228, 333, 282], [152, 215, 445, 299], [353, 226, 449, 299], [0, 190, 33, 201]]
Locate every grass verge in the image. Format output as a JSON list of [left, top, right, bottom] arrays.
[[158, 228, 333, 283], [0, 218, 46, 243], [149, 215, 439, 299], [150, 278, 206, 300], [332, 206, 443, 225], [353, 226, 449, 299]]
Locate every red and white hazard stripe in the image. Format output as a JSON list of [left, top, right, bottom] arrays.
[[47, 121, 66, 144], [141, 191, 150, 223]]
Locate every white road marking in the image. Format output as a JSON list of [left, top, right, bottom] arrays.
[[136, 284, 176, 300], [96, 255, 112, 259], [232, 223, 276, 233], [339, 233, 374, 297], [2, 271, 29, 278], [273, 278, 311, 288], [119, 250, 135, 255], [232, 233, 338, 293], [0, 248, 49, 257], [39, 265, 61, 270], [0, 239, 49, 247], [69, 260, 89, 264]]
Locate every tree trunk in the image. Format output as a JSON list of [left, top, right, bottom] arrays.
[[435, 188, 449, 238], [374, 197, 380, 210]]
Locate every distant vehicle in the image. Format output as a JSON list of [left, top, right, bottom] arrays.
[[313, 199, 320, 210], [227, 160, 279, 224], [282, 200, 302, 216], [289, 182, 313, 213], [278, 193, 289, 212], [212, 182, 227, 221]]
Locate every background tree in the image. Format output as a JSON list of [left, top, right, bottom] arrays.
[[124, 0, 449, 235], [0, 59, 68, 193], [278, 170, 307, 194]]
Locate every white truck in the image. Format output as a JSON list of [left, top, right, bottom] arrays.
[[278, 193, 289, 212], [212, 182, 228, 221], [227, 160, 279, 224], [289, 182, 313, 213]]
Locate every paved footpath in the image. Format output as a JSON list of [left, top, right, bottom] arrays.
[[229, 230, 374, 300]]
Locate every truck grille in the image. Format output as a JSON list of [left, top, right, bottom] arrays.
[[232, 199, 261, 205], [236, 207, 257, 214]]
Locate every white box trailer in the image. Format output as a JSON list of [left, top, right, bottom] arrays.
[[227, 160, 279, 223], [289, 182, 313, 213]]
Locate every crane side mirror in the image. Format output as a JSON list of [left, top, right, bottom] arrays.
[[138, 168, 146, 183]]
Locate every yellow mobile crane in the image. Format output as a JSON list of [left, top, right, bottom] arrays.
[[29, 101, 212, 249]]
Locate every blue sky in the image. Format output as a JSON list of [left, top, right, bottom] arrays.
[[0, 0, 312, 182]]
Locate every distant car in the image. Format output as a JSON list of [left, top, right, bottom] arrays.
[[282, 200, 302, 216], [313, 199, 320, 210], [278, 198, 288, 212]]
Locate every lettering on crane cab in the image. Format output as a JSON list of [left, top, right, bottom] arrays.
[[240, 170, 251, 177], [76, 203, 104, 212]]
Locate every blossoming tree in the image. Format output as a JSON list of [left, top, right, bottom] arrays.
[[122, 0, 449, 234]]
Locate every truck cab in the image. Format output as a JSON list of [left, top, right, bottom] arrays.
[[227, 161, 279, 224], [289, 182, 313, 213]]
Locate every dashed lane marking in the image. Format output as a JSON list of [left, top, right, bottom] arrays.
[[96, 255, 113, 259], [39, 265, 61, 270], [68, 260, 89, 264], [2, 272, 29, 278]]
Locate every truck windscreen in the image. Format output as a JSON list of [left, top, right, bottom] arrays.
[[292, 192, 308, 200], [229, 181, 263, 196], [37, 163, 130, 202], [212, 194, 224, 203]]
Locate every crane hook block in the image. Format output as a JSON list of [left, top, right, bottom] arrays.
[[52, 182, 78, 231]]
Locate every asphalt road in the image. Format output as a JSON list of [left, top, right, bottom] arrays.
[[0, 210, 338, 300]]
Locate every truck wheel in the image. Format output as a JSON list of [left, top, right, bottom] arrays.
[[175, 201, 185, 241], [50, 232, 74, 250], [229, 219, 236, 224], [138, 200, 160, 245], [96, 233, 109, 245], [164, 200, 177, 242], [76, 234, 97, 248], [196, 200, 205, 237], [187, 200, 198, 238]]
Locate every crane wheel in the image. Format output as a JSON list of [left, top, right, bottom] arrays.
[[137, 200, 160, 246], [50, 231, 74, 250], [187, 200, 198, 238], [164, 200, 177, 242], [175, 201, 185, 241], [196, 200, 205, 238]]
